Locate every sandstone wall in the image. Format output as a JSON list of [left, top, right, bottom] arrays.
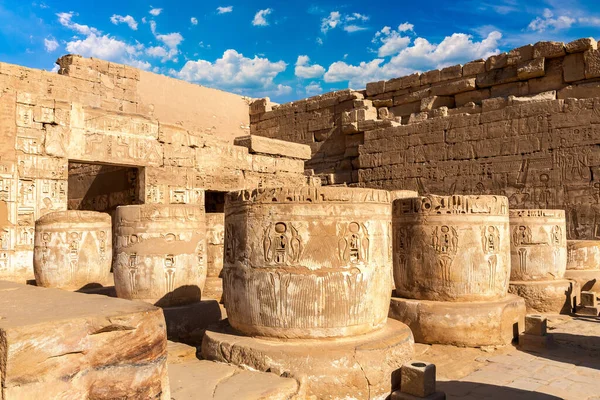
[[250, 38, 600, 240], [0, 56, 309, 282]]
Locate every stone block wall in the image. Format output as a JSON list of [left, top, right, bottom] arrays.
[[249, 37, 600, 239], [0, 55, 309, 282]]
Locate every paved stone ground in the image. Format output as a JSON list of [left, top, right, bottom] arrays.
[[167, 315, 600, 399], [415, 315, 600, 400]]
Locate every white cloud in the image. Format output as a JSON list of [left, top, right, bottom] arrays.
[[66, 33, 140, 61], [324, 30, 502, 88], [176, 49, 287, 95], [146, 45, 178, 62], [316, 37, 323, 45], [373, 25, 412, 57], [273, 84, 293, 96], [344, 25, 368, 33], [156, 32, 183, 49], [321, 11, 341, 33], [398, 22, 414, 32], [252, 8, 272, 26], [149, 7, 162, 16], [579, 17, 600, 27], [321, 11, 369, 33], [56, 12, 99, 35], [305, 81, 323, 95], [191, 17, 198, 25], [528, 8, 576, 32], [295, 55, 325, 79], [44, 37, 59, 52], [110, 14, 138, 30], [217, 6, 233, 14]]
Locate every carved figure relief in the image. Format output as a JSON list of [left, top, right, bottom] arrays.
[[164, 254, 176, 293], [432, 225, 458, 282], [0, 229, 9, 250], [338, 222, 369, 264], [41, 232, 51, 267], [224, 223, 237, 264], [263, 222, 302, 265], [395, 227, 412, 284], [551, 225, 562, 246], [512, 225, 533, 246], [482, 226, 500, 289], [68, 232, 81, 278], [128, 253, 138, 294], [518, 248, 528, 274], [98, 231, 107, 261], [196, 241, 205, 271]]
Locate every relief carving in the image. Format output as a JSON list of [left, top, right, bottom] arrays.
[[432, 225, 458, 282], [338, 222, 369, 264], [263, 222, 302, 265]]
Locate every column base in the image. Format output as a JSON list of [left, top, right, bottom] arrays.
[[508, 279, 579, 314], [564, 269, 600, 292], [201, 319, 414, 400], [388, 294, 526, 347]]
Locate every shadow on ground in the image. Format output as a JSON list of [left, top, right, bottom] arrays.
[[436, 381, 562, 400]]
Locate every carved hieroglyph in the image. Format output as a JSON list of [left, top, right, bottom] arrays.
[[392, 195, 511, 301], [113, 204, 207, 307], [222, 186, 392, 339], [509, 209, 567, 281], [33, 211, 112, 290], [204, 213, 224, 300], [567, 240, 600, 271]]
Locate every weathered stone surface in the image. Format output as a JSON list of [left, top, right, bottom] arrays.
[[234, 134, 311, 160], [400, 361, 437, 397], [462, 60, 486, 76], [533, 41, 566, 59], [0, 280, 169, 399], [565, 37, 597, 54], [563, 52, 586, 82], [431, 78, 476, 96], [509, 209, 567, 281], [393, 195, 511, 302], [508, 279, 578, 314], [33, 210, 112, 290], [223, 186, 392, 339], [567, 240, 600, 271], [517, 57, 545, 80], [584, 49, 600, 79], [202, 319, 414, 400], [389, 294, 526, 347], [205, 212, 224, 301], [557, 82, 600, 99], [113, 204, 207, 307], [440, 65, 462, 81]]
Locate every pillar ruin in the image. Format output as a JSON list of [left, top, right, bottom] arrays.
[[33, 210, 112, 290], [389, 195, 526, 347], [202, 187, 414, 398], [508, 209, 578, 314], [113, 204, 207, 307], [565, 240, 600, 292]]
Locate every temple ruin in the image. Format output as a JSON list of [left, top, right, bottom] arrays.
[[1, 37, 600, 399]]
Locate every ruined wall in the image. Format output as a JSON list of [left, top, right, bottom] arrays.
[[250, 90, 372, 184], [0, 56, 309, 282], [250, 38, 600, 239]]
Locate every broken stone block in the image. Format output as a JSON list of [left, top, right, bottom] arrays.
[[440, 64, 462, 81], [508, 91, 556, 105], [584, 49, 600, 79], [517, 57, 545, 80], [486, 53, 508, 70], [0, 280, 170, 399], [249, 98, 273, 115], [431, 78, 476, 96], [420, 96, 455, 112], [563, 52, 586, 82], [366, 80, 385, 96], [508, 45, 534, 64], [420, 69, 441, 85], [557, 82, 600, 99], [533, 41, 566, 59], [462, 60, 485, 76], [233, 134, 311, 160], [581, 291, 597, 307], [524, 314, 547, 336], [391, 361, 446, 400], [565, 37, 597, 54]]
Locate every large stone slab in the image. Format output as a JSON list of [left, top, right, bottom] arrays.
[[0, 280, 169, 399], [234, 135, 311, 160], [202, 319, 414, 399]]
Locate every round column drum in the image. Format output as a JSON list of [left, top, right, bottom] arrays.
[[34, 211, 112, 290], [567, 240, 600, 271], [509, 209, 567, 281], [113, 204, 207, 307], [393, 195, 511, 301], [223, 187, 392, 339]]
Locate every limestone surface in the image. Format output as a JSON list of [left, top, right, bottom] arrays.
[[393, 195, 511, 302], [33, 210, 112, 290], [223, 186, 393, 339], [0, 280, 169, 399], [204, 212, 224, 301], [509, 209, 567, 281], [113, 204, 207, 306], [202, 319, 414, 400]]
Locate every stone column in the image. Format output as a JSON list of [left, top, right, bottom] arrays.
[[565, 240, 600, 292], [508, 209, 578, 314], [203, 213, 224, 301], [202, 187, 414, 399], [33, 210, 112, 290], [390, 195, 526, 347], [113, 204, 207, 307]]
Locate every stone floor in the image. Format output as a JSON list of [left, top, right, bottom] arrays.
[[167, 315, 600, 399]]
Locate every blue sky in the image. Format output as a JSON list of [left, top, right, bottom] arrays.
[[1, 0, 600, 103]]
